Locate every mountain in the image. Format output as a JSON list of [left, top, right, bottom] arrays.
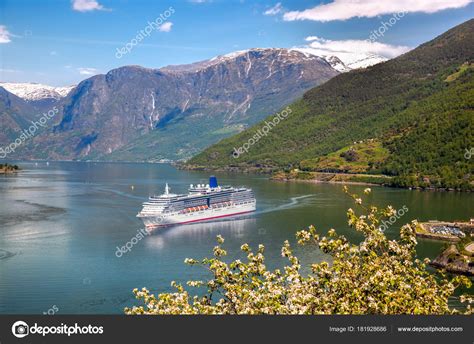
[[0, 82, 75, 109], [16, 48, 339, 161], [186, 20, 474, 190], [341, 53, 388, 70], [293, 48, 388, 72], [0, 87, 37, 144], [321, 55, 349, 72]]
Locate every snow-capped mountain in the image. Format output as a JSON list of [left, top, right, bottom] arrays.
[[0, 82, 75, 102], [9, 48, 338, 161], [292, 48, 388, 72], [210, 48, 388, 73], [0, 47, 386, 161], [161, 48, 330, 74], [321, 55, 349, 72], [163, 46, 383, 75], [208, 48, 329, 66]]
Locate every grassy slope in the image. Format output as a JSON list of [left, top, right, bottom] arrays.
[[300, 140, 390, 174], [186, 19, 474, 190]]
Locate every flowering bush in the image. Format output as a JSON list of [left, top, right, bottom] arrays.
[[125, 187, 472, 315]]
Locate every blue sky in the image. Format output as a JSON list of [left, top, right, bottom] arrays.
[[1, 0, 473, 86]]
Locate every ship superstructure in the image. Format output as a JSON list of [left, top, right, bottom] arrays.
[[137, 176, 256, 228]]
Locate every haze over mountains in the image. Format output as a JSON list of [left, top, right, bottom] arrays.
[[1, 47, 381, 161]]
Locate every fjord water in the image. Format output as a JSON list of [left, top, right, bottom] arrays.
[[0, 162, 472, 314]]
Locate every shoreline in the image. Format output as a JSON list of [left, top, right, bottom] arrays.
[[0, 163, 20, 175], [180, 164, 474, 192], [271, 177, 382, 187], [416, 221, 473, 276], [275, 177, 473, 192], [6, 160, 474, 192], [269, 171, 474, 192], [429, 245, 474, 276]]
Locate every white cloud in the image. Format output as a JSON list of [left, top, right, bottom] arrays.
[[264, 3, 283, 16], [158, 22, 173, 32], [77, 67, 99, 75], [0, 25, 12, 43], [283, 0, 473, 21], [300, 36, 412, 58], [72, 0, 105, 12]]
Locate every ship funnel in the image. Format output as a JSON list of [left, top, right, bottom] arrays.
[[209, 176, 218, 188]]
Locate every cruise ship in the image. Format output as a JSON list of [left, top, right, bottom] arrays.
[[137, 176, 256, 228]]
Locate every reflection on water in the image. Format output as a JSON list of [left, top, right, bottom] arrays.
[[0, 200, 66, 227], [145, 217, 257, 250], [0, 161, 472, 314]]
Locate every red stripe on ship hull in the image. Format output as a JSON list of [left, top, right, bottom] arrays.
[[146, 210, 255, 228]]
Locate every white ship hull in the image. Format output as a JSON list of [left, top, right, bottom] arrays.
[[139, 202, 256, 228]]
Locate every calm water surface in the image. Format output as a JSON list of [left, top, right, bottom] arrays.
[[0, 162, 472, 314]]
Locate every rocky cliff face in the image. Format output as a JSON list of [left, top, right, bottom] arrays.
[[20, 48, 339, 161]]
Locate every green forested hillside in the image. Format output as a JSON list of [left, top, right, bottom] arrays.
[[186, 19, 474, 190], [381, 69, 473, 189]]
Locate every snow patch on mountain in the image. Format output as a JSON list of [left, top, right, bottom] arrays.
[[292, 48, 387, 72], [321, 55, 349, 73], [214, 49, 251, 61]]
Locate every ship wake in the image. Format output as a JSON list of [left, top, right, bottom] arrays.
[[255, 194, 316, 215]]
